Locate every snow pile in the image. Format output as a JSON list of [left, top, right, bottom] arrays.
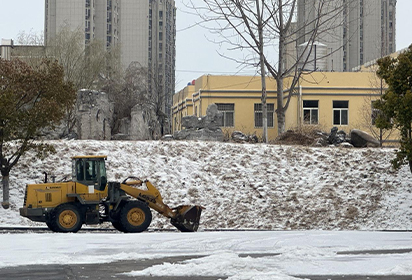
[[125, 252, 301, 280], [0, 140, 411, 230]]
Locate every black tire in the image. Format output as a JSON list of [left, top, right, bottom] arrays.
[[49, 204, 83, 233], [118, 201, 152, 233], [111, 221, 125, 232], [46, 220, 58, 232]]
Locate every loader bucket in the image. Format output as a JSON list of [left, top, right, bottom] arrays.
[[171, 205, 204, 232]]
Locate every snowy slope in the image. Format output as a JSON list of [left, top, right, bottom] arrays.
[[1, 140, 411, 230]]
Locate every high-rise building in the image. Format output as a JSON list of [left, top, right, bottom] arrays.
[[296, 0, 396, 72], [45, 0, 176, 131]]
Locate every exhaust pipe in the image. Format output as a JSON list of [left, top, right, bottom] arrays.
[[43, 172, 48, 183]]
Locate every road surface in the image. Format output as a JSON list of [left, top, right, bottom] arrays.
[[0, 252, 411, 280]]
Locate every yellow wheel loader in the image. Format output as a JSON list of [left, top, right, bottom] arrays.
[[19, 155, 203, 233]]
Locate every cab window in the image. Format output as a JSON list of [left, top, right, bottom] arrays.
[[85, 160, 98, 181], [75, 160, 84, 181]]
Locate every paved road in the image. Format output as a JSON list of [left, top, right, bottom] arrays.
[[1, 251, 411, 280], [0, 256, 220, 280], [297, 277, 412, 280]]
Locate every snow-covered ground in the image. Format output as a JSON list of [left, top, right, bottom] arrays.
[[1, 140, 412, 278], [1, 140, 411, 230], [1, 231, 412, 279]]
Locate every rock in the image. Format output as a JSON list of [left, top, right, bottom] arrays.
[[129, 104, 158, 140], [249, 134, 259, 143], [76, 89, 114, 140], [174, 128, 224, 141], [231, 131, 259, 143], [175, 104, 224, 141], [182, 115, 202, 129], [313, 137, 328, 147], [116, 117, 131, 136], [114, 104, 162, 140], [327, 127, 337, 144], [232, 131, 248, 142], [161, 134, 174, 141], [350, 129, 380, 147], [181, 104, 223, 131], [203, 104, 222, 131], [328, 127, 346, 145]]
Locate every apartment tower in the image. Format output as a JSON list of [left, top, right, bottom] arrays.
[[45, 0, 176, 130], [296, 0, 396, 71]]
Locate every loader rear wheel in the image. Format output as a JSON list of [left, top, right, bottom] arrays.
[[118, 201, 152, 233], [49, 204, 83, 233]]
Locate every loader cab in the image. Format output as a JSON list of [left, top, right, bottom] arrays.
[[72, 155, 107, 191]]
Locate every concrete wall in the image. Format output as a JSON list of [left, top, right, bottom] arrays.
[[172, 73, 396, 142]]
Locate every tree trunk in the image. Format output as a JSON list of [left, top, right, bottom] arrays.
[[262, 94, 268, 143], [1, 174, 10, 209], [277, 2, 286, 136], [256, 0, 268, 143], [277, 78, 286, 135]]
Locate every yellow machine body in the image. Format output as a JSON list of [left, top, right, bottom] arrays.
[[20, 156, 203, 233], [22, 182, 108, 209]]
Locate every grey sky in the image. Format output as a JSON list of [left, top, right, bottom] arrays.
[[1, 0, 411, 91]]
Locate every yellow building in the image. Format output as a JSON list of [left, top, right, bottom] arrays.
[[172, 72, 391, 143]]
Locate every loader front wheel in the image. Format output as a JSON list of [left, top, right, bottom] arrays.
[[49, 204, 83, 233], [46, 220, 58, 232], [111, 221, 125, 232], [118, 201, 152, 233]]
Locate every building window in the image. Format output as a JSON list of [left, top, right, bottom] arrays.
[[333, 101, 349, 125], [254, 103, 274, 128], [216, 103, 234, 127], [303, 100, 319, 124]]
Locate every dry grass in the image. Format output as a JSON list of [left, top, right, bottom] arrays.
[[274, 125, 326, 146]]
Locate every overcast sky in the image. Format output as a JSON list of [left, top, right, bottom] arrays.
[[1, 0, 411, 91]]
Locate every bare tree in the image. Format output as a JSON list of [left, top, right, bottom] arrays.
[[16, 28, 122, 137], [16, 30, 44, 46], [17, 27, 122, 90], [45, 26, 116, 90], [147, 65, 169, 137], [13, 31, 46, 67], [357, 74, 394, 146], [102, 62, 147, 134], [102, 62, 168, 139], [190, 0, 356, 142]]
